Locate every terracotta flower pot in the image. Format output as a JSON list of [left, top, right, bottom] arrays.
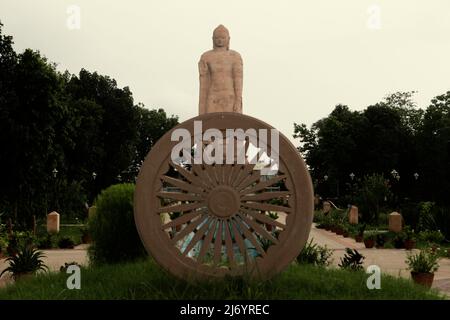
[[404, 240, 416, 250], [364, 239, 375, 248], [81, 234, 92, 244], [342, 232, 349, 238], [355, 235, 363, 243], [411, 272, 434, 288], [266, 224, 273, 232], [336, 228, 344, 235]]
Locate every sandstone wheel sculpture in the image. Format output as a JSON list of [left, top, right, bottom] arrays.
[[134, 112, 313, 279]]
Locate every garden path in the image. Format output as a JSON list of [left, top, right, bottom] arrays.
[[309, 225, 450, 297]]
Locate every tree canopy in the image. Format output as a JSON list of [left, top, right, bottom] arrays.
[[0, 22, 178, 225]]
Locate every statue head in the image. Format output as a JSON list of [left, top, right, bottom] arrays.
[[213, 25, 230, 50]]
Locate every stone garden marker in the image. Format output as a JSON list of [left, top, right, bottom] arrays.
[[348, 205, 358, 224], [47, 211, 60, 234], [134, 25, 314, 280], [389, 212, 403, 233]]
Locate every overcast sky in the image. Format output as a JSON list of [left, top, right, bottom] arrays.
[[1, 0, 450, 145]]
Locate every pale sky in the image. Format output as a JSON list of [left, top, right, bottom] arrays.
[[1, 0, 450, 145]]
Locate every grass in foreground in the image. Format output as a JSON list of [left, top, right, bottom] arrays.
[[0, 259, 444, 300]]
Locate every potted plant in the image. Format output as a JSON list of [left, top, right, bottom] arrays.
[[393, 232, 405, 249], [375, 233, 386, 248], [403, 226, 416, 250], [266, 212, 279, 232], [354, 224, 366, 243], [406, 249, 440, 288], [0, 245, 48, 281], [364, 233, 376, 248], [342, 224, 350, 238]]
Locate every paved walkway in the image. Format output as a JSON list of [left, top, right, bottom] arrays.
[[309, 225, 450, 297]]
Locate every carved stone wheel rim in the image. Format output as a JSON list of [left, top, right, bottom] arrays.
[[134, 112, 314, 280]]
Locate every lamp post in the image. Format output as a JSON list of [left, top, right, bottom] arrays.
[[390, 169, 400, 208], [52, 168, 58, 211]]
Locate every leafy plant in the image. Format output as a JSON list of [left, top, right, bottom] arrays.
[[403, 226, 416, 241], [339, 248, 365, 271], [297, 238, 333, 267], [363, 232, 376, 241], [36, 234, 55, 249], [268, 212, 279, 220], [406, 249, 440, 274], [58, 237, 75, 249], [0, 245, 48, 280], [376, 233, 386, 247], [417, 230, 445, 244], [357, 224, 366, 237]]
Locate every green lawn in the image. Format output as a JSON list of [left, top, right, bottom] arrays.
[[0, 259, 444, 300]]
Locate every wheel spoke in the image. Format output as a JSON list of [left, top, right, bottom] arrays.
[[203, 164, 219, 186], [241, 208, 286, 229], [170, 160, 211, 190], [223, 219, 235, 266], [233, 217, 266, 257], [232, 164, 255, 188], [158, 201, 206, 214], [161, 175, 204, 194], [237, 212, 279, 244], [236, 171, 261, 191], [161, 208, 207, 229], [192, 165, 215, 189], [182, 218, 214, 256], [230, 218, 248, 261], [239, 174, 286, 195], [213, 221, 223, 265], [171, 214, 208, 244], [242, 202, 291, 213], [197, 220, 217, 262], [157, 192, 203, 202], [241, 191, 290, 201]]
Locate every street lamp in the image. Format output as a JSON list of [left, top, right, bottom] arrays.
[[324, 175, 329, 181], [413, 172, 419, 180], [391, 169, 400, 181], [117, 174, 122, 182], [52, 168, 58, 178], [92, 172, 97, 180], [349, 172, 355, 181]]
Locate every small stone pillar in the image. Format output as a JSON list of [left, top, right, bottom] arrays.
[[323, 201, 331, 214], [348, 206, 358, 224], [47, 211, 60, 234], [88, 206, 97, 219], [389, 212, 402, 233]]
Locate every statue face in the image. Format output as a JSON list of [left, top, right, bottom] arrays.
[[213, 31, 229, 48]]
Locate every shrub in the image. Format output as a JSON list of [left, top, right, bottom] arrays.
[[36, 234, 55, 249], [297, 238, 333, 267], [339, 248, 365, 271], [57, 237, 75, 249], [417, 230, 445, 244], [406, 249, 440, 273], [88, 183, 146, 264], [0, 245, 48, 280]]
